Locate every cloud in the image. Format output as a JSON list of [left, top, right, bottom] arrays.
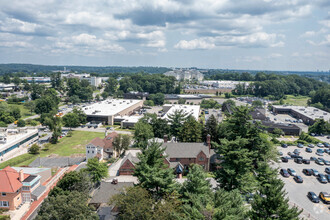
[[174, 39, 215, 50], [268, 53, 283, 58]]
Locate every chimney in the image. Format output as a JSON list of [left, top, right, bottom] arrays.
[[206, 134, 211, 153], [19, 170, 24, 182], [177, 173, 182, 179], [164, 135, 168, 143]]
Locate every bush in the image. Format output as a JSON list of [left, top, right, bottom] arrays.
[[0, 121, 7, 127], [26, 119, 39, 126], [67, 131, 73, 137], [28, 144, 41, 155], [17, 119, 26, 127]]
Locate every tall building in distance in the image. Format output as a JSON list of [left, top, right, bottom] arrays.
[[164, 69, 204, 81]]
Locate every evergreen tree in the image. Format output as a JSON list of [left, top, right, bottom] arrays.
[[178, 115, 203, 142], [86, 158, 108, 183], [133, 141, 177, 199], [204, 114, 218, 142], [167, 109, 188, 138], [134, 121, 154, 149]]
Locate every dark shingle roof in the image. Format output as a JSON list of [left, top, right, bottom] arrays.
[[90, 182, 134, 204], [120, 153, 140, 167], [162, 142, 211, 158], [29, 157, 85, 168], [31, 185, 46, 198]]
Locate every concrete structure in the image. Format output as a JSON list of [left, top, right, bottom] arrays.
[[0, 83, 16, 91], [0, 167, 44, 210], [272, 105, 330, 125], [200, 80, 250, 89], [165, 94, 212, 105], [261, 121, 302, 136], [116, 115, 143, 128], [162, 104, 200, 121], [164, 69, 204, 81], [123, 91, 149, 100], [83, 99, 144, 125], [20, 77, 51, 83], [61, 73, 90, 79], [0, 129, 38, 161], [86, 132, 119, 160], [88, 77, 102, 87]]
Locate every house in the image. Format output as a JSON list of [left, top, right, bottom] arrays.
[[86, 132, 119, 161], [0, 166, 44, 210], [118, 135, 215, 175]]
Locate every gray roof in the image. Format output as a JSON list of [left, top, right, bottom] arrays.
[[90, 182, 134, 204], [120, 153, 140, 167], [31, 185, 46, 198], [162, 142, 211, 158], [97, 206, 117, 220], [29, 157, 85, 168]]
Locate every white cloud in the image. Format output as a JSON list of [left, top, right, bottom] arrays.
[[268, 53, 283, 58], [174, 39, 215, 50]]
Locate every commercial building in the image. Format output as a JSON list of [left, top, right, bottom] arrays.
[[88, 77, 102, 87], [260, 121, 302, 136], [272, 105, 330, 125], [0, 129, 38, 161], [0, 83, 16, 91], [83, 99, 144, 125], [162, 104, 200, 121], [164, 94, 212, 105], [200, 80, 250, 89], [20, 77, 51, 83], [164, 69, 204, 81]]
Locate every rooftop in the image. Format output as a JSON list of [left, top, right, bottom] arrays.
[[90, 182, 134, 204], [0, 166, 30, 193], [273, 105, 330, 121], [162, 142, 211, 158], [0, 129, 38, 154], [83, 99, 142, 116], [162, 104, 200, 120]]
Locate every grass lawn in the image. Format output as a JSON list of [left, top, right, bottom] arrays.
[[283, 95, 309, 106], [0, 131, 104, 169], [8, 103, 35, 119]]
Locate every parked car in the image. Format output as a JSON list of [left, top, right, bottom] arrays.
[[278, 151, 283, 156], [317, 149, 324, 154], [287, 168, 296, 176], [293, 149, 301, 155], [294, 175, 303, 183], [297, 143, 304, 148], [305, 148, 312, 153], [311, 169, 319, 176], [325, 149, 330, 154], [317, 143, 324, 148], [280, 169, 290, 177], [291, 154, 302, 159], [308, 144, 315, 148], [310, 157, 317, 161], [316, 151, 324, 156], [317, 174, 328, 184], [303, 169, 313, 176], [307, 192, 320, 203], [303, 159, 310, 164], [323, 142, 330, 148], [325, 167, 330, 174], [324, 160, 330, 166], [294, 158, 303, 164], [316, 159, 324, 165], [281, 157, 289, 163], [326, 174, 330, 183], [319, 192, 330, 204], [281, 143, 288, 148]]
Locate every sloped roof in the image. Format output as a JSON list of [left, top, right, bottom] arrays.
[[120, 153, 140, 167], [104, 132, 118, 150], [0, 166, 29, 193], [90, 182, 134, 204], [89, 137, 105, 148], [162, 142, 211, 158]]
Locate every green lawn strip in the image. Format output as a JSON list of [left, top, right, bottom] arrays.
[[0, 154, 36, 169], [283, 95, 309, 106], [8, 103, 35, 119]]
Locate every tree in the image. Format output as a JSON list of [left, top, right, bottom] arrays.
[[101, 91, 108, 100], [51, 72, 62, 89], [144, 100, 155, 106], [72, 107, 87, 124], [62, 113, 80, 128], [95, 94, 101, 101], [272, 128, 284, 137], [249, 177, 302, 219], [24, 101, 35, 114], [10, 106, 21, 120], [17, 119, 26, 127], [68, 95, 80, 104], [178, 98, 186, 104], [113, 134, 131, 156], [204, 114, 218, 142], [12, 76, 21, 87], [167, 109, 188, 138], [3, 75, 10, 84], [35, 96, 57, 114], [200, 99, 221, 109], [178, 115, 202, 142], [28, 144, 40, 154], [133, 141, 177, 199], [134, 121, 154, 149], [308, 119, 330, 135], [86, 158, 108, 183], [148, 93, 165, 105], [213, 189, 246, 220], [252, 100, 263, 108], [141, 113, 170, 138], [35, 191, 98, 220]]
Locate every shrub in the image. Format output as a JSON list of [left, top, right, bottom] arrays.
[[17, 119, 26, 127], [28, 144, 41, 155], [0, 121, 7, 127]]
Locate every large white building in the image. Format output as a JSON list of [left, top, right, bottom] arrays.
[[164, 69, 204, 81], [200, 80, 250, 89], [0, 128, 38, 161], [162, 104, 201, 121], [83, 99, 144, 125]]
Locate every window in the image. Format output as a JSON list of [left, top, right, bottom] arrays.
[[17, 197, 20, 200], [0, 201, 9, 207], [87, 150, 90, 153], [199, 157, 205, 161], [1, 192, 6, 196], [22, 186, 30, 191], [92, 151, 94, 154]]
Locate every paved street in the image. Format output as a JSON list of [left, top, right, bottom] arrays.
[[276, 145, 330, 220]]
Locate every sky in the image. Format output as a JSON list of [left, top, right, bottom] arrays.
[[0, 0, 329, 71]]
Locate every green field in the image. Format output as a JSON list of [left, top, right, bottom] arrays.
[[283, 95, 309, 106], [8, 103, 35, 119], [0, 131, 104, 169]]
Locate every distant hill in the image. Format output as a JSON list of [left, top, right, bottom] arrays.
[[0, 63, 171, 75]]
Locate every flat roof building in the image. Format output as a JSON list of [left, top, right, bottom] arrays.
[[83, 99, 144, 125], [272, 105, 330, 125], [162, 104, 200, 121]]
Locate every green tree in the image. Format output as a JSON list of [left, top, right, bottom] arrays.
[[24, 101, 35, 114], [3, 75, 11, 84], [28, 144, 40, 154], [72, 107, 87, 124], [86, 158, 108, 183], [134, 141, 177, 199], [252, 100, 263, 108], [144, 100, 155, 106], [148, 93, 165, 105], [178, 98, 186, 104], [113, 134, 131, 156], [10, 106, 21, 120], [178, 115, 202, 142], [308, 119, 330, 135], [134, 121, 154, 149], [62, 112, 80, 128], [68, 95, 80, 104], [95, 94, 101, 101], [272, 128, 284, 137], [101, 91, 108, 100], [104, 77, 118, 95], [12, 76, 21, 87], [35, 96, 57, 114], [204, 114, 218, 142], [167, 109, 188, 138], [17, 119, 26, 127]]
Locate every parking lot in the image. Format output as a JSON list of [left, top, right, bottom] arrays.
[[276, 145, 330, 219]]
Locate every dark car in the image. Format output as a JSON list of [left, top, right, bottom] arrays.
[[325, 167, 330, 174], [311, 169, 319, 176], [291, 154, 302, 159], [294, 175, 303, 183], [324, 160, 330, 166], [303, 159, 310, 164], [297, 143, 304, 148], [281, 143, 288, 148], [316, 159, 325, 166], [305, 148, 312, 153], [317, 174, 328, 184], [287, 168, 296, 176], [308, 144, 315, 148], [303, 169, 313, 176], [323, 142, 330, 148], [281, 157, 289, 163], [307, 192, 320, 203], [326, 174, 330, 182], [280, 169, 290, 177], [310, 157, 317, 161], [294, 158, 303, 164]]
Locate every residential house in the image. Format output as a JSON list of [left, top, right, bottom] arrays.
[[86, 132, 119, 161]]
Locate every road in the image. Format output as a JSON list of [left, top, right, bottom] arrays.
[[276, 145, 330, 220]]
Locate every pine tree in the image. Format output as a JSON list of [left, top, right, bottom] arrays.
[[204, 114, 218, 142], [178, 115, 203, 142], [167, 109, 188, 138], [133, 141, 177, 199]]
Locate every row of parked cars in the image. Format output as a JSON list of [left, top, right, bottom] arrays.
[[281, 142, 330, 149], [280, 167, 330, 183], [307, 191, 330, 204]]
